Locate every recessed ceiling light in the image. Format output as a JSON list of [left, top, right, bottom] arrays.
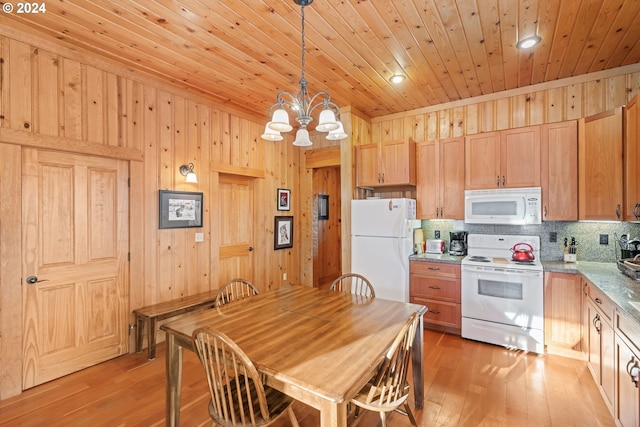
[[389, 74, 406, 84], [517, 35, 541, 49]]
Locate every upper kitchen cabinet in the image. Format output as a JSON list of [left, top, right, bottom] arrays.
[[541, 121, 578, 221], [416, 137, 464, 219], [578, 108, 623, 221], [624, 95, 640, 221], [356, 139, 416, 188], [464, 126, 541, 190]]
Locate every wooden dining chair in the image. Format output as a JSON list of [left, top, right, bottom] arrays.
[[192, 327, 300, 427], [215, 278, 259, 307], [350, 312, 419, 427], [329, 273, 376, 298]]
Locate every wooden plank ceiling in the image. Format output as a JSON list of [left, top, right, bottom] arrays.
[[2, 0, 640, 122]]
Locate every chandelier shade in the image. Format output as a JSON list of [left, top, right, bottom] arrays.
[[326, 121, 348, 140], [261, 122, 284, 141], [315, 109, 339, 132], [293, 128, 312, 147], [262, 0, 346, 145]]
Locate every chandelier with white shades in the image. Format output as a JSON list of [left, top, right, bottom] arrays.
[[261, 0, 347, 146]]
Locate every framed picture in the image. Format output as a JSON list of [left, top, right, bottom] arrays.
[[318, 194, 329, 220], [274, 216, 293, 250], [159, 190, 203, 229], [277, 188, 290, 211]]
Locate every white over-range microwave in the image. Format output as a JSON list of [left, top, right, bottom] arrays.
[[464, 187, 542, 225]]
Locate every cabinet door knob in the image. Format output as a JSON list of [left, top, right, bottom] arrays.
[[616, 204, 621, 219]]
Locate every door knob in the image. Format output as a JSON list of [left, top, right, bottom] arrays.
[[26, 276, 48, 284]]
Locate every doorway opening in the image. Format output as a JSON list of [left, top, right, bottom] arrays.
[[312, 166, 341, 289]]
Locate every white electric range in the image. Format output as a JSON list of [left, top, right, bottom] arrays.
[[461, 234, 544, 353]]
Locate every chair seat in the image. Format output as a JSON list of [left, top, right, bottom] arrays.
[[350, 380, 410, 412], [209, 375, 295, 427]]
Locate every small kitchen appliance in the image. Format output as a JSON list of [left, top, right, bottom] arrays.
[[461, 234, 544, 353], [449, 231, 468, 256], [426, 239, 445, 254]]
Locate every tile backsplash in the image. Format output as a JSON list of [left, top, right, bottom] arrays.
[[420, 220, 640, 262]]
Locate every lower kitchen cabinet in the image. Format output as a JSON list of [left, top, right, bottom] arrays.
[[614, 310, 640, 427], [583, 280, 615, 412], [409, 260, 461, 334], [544, 272, 582, 356]]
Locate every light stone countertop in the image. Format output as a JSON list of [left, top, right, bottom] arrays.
[[409, 253, 465, 264], [409, 255, 640, 323], [543, 260, 640, 322]]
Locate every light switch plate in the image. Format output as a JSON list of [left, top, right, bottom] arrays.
[[195, 232, 204, 242]]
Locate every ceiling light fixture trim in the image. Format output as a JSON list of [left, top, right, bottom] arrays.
[[516, 35, 541, 49], [262, 0, 345, 146]]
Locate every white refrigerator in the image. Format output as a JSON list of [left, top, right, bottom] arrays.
[[351, 198, 417, 302]]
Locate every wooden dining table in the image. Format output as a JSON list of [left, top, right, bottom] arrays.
[[160, 284, 427, 427]]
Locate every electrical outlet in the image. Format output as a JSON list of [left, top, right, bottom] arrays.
[[283, 273, 287, 281], [549, 232, 557, 243], [599, 234, 609, 245], [434, 230, 440, 239], [195, 232, 204, 242]]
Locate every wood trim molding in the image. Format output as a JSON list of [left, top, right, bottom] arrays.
[[0, 128, 144, 161], [210, 162, 265, 178]]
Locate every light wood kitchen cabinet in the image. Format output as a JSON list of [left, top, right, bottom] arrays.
[[623, 95, 640, 221], [356, 138, 416, 188], [541, 121, 578, 221], [464, 126, 540, 190], [409, 260, 461, 334], [416, 137, 464, 219], [614, 310, 640, 427], [583, 280, 615, 411], [578, 108, 623, 221], [544, 272, 582, 356]]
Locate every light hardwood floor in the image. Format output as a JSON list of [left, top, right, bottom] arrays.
[[0, 330, 615, 427]]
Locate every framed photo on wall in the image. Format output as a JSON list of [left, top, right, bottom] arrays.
[[277, 188, 290, 211], [159, 190, 203, 229], [274, 216, 293, 250], [318, 194, 329, 220]]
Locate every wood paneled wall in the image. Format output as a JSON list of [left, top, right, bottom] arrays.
[[0, 29, 303, 398], [371, 64, 640, 143]]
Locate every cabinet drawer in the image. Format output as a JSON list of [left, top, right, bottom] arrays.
[[410, 261, 460, 278], [410, 275, 460, 302], [587, 282, 615, 322], [411, 297, 460, 329]]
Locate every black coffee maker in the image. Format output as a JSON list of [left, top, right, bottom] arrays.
[[449, 231, 468, 256]]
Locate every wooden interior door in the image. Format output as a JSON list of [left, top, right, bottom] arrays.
[[218, 174, 254, 283], [22, 149, 129, 389]]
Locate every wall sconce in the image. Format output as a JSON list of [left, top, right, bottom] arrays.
[[179, 163, 198, 183]]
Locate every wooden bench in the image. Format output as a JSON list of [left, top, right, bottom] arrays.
[[133, 290, 218, 359]]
